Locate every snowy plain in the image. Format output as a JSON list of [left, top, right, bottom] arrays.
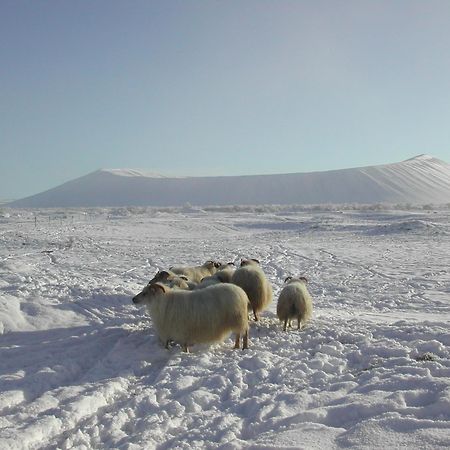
[[1, 205, 449, 449]]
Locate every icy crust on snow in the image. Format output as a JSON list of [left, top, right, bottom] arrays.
[[0, 208, 449, 449]]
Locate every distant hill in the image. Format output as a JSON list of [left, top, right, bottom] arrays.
[[7, 155, 450, 208]]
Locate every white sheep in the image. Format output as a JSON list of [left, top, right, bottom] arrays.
[[277, 276, 312, 331], [231, 258, 273, 321], [148, 270, 190, 290], [197, 262, 236, 288], [132, 282, 249, 352], [215, 262, 236, 280], [169, 260, 220, 283]]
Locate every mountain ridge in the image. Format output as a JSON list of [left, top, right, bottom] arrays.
[[7, 155, 450, 208], [96, 154, 443, 178]]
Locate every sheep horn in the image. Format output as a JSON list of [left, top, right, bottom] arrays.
[[150, 283, 167, 294]]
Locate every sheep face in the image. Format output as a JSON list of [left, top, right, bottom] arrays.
[[132, 282, 167, 305], [204, 260, 219, 270]]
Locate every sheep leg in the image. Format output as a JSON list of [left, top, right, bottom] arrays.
[[234, 334, 240, 349], [182, 344, 190, 353], [297, 316, 302, 330], [283, 319, 288, 331], [253, 309, 259, 321], [243, 329, 249, 349]]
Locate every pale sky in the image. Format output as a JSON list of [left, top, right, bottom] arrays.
[[1, 0, 450, 200]]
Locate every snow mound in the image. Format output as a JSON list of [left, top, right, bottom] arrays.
[[367, 219, 448, 235]]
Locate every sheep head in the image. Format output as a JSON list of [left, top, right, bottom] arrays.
[[284, 276, 308, 284], [149, 270, 171, 284], [241, 258, 260, 267], [132, 282, 167, 304]]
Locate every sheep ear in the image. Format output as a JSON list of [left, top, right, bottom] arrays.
[[284, 276, 293, 283], [150, 283, 167, 294], [251, 258, 260, 265], [179, 275, 189, 281], [227, 262, 235, 266], [299, 276, 308, 283]]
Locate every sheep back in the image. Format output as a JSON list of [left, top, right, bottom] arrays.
[[197, 264, 236, 288], [137, 283, 249, 349], [170, 260, 219, 283], [231, 264, 272, 320], [277, 281, 313, 330]]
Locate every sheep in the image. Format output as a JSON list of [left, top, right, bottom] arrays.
[[197, 262, 236, 288], [231, 258, 272, 321], [169, 260, 221, 283], [240, 258, 260, 267], [277, 276, 312, 331], [148, 270, 191, 290], [215, 262, 236, 280], [132, 282, 249, 352]]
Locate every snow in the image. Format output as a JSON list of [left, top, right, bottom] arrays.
[[8, 154, 450, 208], [1, 205, 450, 449], [100, 169, 177, 179]]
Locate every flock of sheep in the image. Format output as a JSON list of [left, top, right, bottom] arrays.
[[132, 259, 313, 352]]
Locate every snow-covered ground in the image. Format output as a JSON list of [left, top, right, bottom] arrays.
[[1, 206, 449, 449]]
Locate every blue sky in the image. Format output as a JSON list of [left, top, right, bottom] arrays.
[[1, 0, 450, 199]]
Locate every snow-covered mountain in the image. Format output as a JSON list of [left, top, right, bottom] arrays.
[[8, 154, 450, 207]]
